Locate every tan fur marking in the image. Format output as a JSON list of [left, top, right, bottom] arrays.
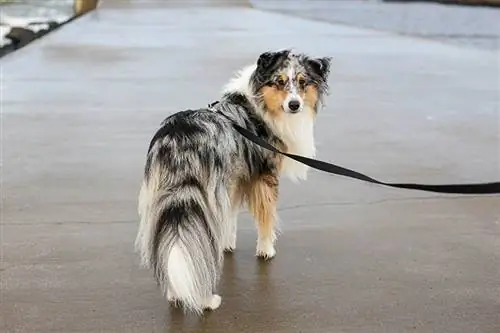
[[260, 86, 287, 119], [229, 179, 246, 210], [247, 174, 279, 241], [271, 142, 287, 175], [303, 85, 319, 115], [277, 74, 288, 85], [296, 73, 306, 85]]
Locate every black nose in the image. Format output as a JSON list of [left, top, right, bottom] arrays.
[[288, 100, 301, 112]]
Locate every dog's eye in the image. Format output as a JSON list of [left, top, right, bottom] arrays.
[[276, 78, 286, 86], [298, 78, 306, 86]]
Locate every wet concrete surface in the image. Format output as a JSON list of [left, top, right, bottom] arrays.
[[1, 0, 500, 332]]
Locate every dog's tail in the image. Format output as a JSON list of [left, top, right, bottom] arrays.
[[136, 171, 223, 314]]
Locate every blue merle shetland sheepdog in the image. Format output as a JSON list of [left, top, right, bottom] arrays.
[[135, 50, 331, 314]]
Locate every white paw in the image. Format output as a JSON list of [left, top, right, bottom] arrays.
[[256, 240, 276, 260], [222, 223, 237, 252], [167, 287, 176, 302], [224, 246, 235, 253], [203, 294, 222, 311], [223, 235, 237, 252]]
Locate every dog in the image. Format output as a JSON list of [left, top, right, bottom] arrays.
[[135, 49, 331, 314]]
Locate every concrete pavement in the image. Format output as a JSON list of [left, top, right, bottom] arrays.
[[1, 0, 499, 332]]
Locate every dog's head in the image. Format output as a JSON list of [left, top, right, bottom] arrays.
[[251, 49, 331, 118]]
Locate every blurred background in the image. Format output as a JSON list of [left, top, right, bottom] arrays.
[[252, 0, 500, 50], [1, 0, 499, 56], [0, 0, 75, 23]]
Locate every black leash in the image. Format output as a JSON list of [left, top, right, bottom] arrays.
[[209, 101, 500, 195]]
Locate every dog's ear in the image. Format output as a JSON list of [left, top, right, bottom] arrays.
[[307, 56, 332, 81], [256, 50, 290, 70]]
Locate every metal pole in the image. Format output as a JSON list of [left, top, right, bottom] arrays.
[[74, 0, 100, 16]]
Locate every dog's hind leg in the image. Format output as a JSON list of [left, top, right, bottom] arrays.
[[248, 174, 279, 260], [167, 283, 177, 302], [223, 207, 239, 253], [223, 184, 244, 252]]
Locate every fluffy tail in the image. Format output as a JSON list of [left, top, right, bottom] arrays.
[[135, 175, 223, 314]]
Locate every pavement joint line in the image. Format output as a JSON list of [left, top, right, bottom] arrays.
[[1, 220, 138, 226], [278, 194, 499, 212], [2, 195, 495, 226]]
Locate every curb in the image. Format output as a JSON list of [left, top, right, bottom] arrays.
[[0, 14, 80, 59], [0, 0, 100, 59]]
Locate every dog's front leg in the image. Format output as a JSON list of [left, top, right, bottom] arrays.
[[248, 173, 279, 260]]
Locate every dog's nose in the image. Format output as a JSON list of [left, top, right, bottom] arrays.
[[288, 100, 301, 112]]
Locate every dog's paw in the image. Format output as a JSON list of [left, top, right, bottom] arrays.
[[167, 287, 177, 302], [222, 235, 237, 253], [203, 294, 222, 311], [223, 246, 236, 253], [256, 240, 276, 260]]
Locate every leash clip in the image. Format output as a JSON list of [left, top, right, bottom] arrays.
[[208, 101, 220, 110]]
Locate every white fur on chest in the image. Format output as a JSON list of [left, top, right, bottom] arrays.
[[265, 109, 316, 182]]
